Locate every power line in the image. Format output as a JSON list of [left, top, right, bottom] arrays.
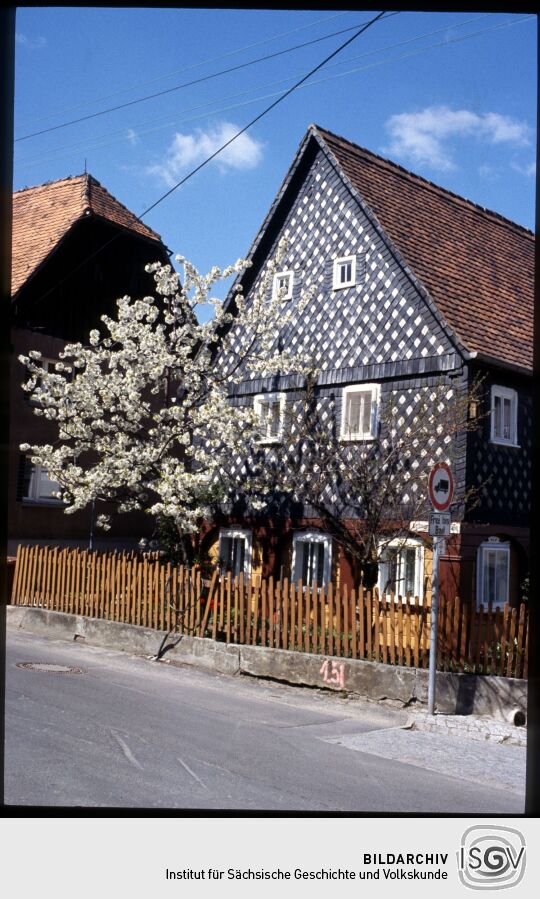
[[18, 11, 354, 127], [16, 13, 399, 143], [15, 14, 532, 173], [23, 10, 392, 309]]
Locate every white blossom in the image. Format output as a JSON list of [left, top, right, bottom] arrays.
[[19, 247, 313, 539]]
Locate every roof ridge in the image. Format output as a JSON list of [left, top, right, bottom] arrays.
[[13, 172, 162, 243], [13, 173, 87, 196], [311, 124, 535, 239]]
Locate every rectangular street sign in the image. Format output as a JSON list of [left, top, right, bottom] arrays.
[[428, 511, 451, 536]]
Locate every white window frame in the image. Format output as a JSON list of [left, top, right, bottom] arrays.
[[254, 392, 285, 444], [476, 540, 510, 608], [272, 270, 294, 302], [333, 255, 356, 289], [490, 385, 518, 446], [23, 463, 63, 505], [377, 538, 425, 601], [291, 531, 332, 587], [340, 383, 380, 441], [218, 528, 252, 579]]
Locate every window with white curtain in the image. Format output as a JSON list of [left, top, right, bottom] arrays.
[[477, 541, 510, 607], [378, 539, 424, 600], [218, 528, 252, 578], [292, 531, 332, 587]]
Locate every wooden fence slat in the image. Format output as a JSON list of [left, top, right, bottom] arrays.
[[373, 591, 380, 664], [317, 585, 327, 655], [327, 582, 334, 657], [335, 580, 341, 658], [200, 570, 219, 638], [516, 603, 526, 680], [506, 608, 517, 677], [226, 572, 232, 644], [9, 546, 529, 680], [295, 580, 303, 653], [268, 576, 275, 649], [233, 574, 239, 644], [10, 545, 22, 604], [252, 580, 260, 647]]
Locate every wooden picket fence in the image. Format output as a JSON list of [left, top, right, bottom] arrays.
[[10, 544, 528, 678]]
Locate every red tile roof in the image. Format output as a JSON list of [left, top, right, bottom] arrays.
[[12, 174, 163, 296], [313, 125, 534, 372]]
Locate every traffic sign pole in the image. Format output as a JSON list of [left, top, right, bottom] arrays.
[[427, 462, 453, 716], [427, 535, 440, 715]]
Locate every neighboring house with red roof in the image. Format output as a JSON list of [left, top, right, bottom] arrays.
[[10, 173, 170, 553], [204, 125, 533, 607]]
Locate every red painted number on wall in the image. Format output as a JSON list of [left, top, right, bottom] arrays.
[[319, 659, 345, 689]]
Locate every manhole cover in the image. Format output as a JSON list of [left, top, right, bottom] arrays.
[[16, 662, 84, 674]]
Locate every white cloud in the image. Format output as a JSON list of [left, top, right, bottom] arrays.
[[384, 105, 530, 171], [126, 128, 139, 146], [511, 160, 536, 178], [147, 122, 263, 186], [16, 33, 47, 49]]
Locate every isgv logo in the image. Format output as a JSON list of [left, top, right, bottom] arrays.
[[457, 826, 526, 890]]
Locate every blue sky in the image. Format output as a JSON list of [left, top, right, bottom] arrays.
[[14, 7, 537, 301]]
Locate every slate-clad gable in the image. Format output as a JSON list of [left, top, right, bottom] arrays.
[[221, 146, 456, 387]]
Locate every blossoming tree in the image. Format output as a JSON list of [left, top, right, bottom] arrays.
[[19, 243, 312, 561]]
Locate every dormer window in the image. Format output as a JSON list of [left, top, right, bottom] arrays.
[[272, 271, 294, 302], [333, 255, 356, 289], [490, 385, 518, 446], [254, 392, 285, 443]]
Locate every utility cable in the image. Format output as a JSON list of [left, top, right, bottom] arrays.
[[18, 11, 354, 126], [16, 13, 399, 143], [15, 13, 531, 173], [20, 9, 392, 310]]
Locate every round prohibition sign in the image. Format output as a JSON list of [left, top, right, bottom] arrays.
[[428, 461, 454, 512]]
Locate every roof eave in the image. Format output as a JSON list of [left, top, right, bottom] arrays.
[[464, 350, 532, 378]]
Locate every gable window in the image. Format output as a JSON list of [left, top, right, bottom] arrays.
[[333, 255, 356, 289], [378, 539, 424, 600], [20, 458, 62, 504], [272, 270, 294, 302], [340, 383, 380, 440], [218, 528, 252, 579], [477, 540, 510, 607], [292, 531, 332, 587], [254, 392, 285, 443], [490, 386, 518, 446]]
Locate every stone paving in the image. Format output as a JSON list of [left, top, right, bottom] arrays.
[[405, 709, 527, 747], [322, 725, 526, 797]]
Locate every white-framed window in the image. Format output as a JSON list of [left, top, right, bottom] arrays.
[[477, 540, 510, 607], [340, 383, 380, 440], [218, 528, 252, 579], [24, 463, 62, 504], [254, 392, 285, 443], [333, 255, 356, 289], [272, 270, 294, 302], [292, 531, 332, 587], [378, 538, 425, 600], [490, 385, 518, 446]]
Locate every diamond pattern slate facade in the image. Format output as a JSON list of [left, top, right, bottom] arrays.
[[209, 126, 532, 602]]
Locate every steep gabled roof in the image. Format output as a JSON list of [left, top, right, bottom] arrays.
[[311, 125, 534, 372], [12, 173, 163, 296]]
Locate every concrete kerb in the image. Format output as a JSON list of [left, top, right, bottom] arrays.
[[7, 605, 527, 723]]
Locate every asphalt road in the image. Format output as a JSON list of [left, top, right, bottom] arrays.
[[5, 629, 525, 812]]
